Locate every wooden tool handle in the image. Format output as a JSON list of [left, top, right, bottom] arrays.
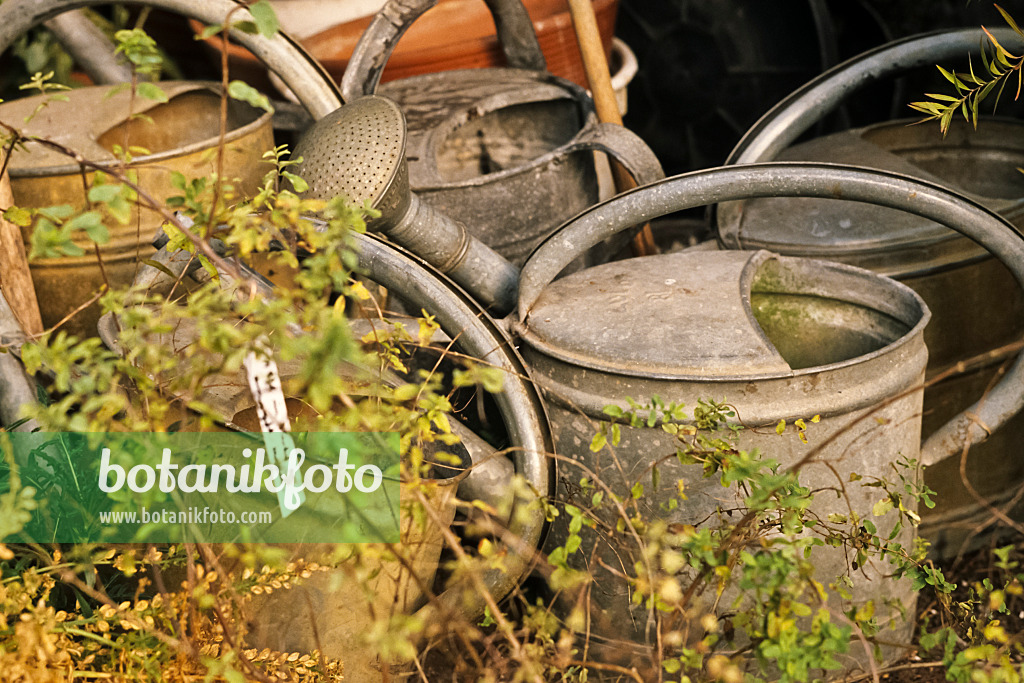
[[566, 0, 657, 256], [0, 152, 42, 336]]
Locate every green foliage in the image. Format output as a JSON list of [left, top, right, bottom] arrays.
[[909, 5, 1024, 134], [0, 17, 538, 682], [17, 70, 71, 124], [113, 28, 165, 80], [539, 397, 949, 682], [916, 545, 1024, 683]]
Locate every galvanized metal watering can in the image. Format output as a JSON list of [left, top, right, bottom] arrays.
[[718, 28, 1024, 555], [500, 162, 1024, 671], [342, 0, 662, 265], [92, 229, 553, 677], [0, 0, 346, 336], [0, 81, 274, 338]]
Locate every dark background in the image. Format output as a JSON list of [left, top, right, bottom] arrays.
[[618, 0, 1024, 175]]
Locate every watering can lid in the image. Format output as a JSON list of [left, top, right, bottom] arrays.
[[1, 82, 263, 174], [518, 249, 794, 378], [724, 120, 1024, 264]]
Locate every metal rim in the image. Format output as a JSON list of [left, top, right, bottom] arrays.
[[8, 83, 275, 178], [718, 27, 1024, 247]]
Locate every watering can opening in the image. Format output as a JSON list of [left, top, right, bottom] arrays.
[[434, 96, 584, 182], [519, 249, 928, 381], [749, 257, 917, 370], [858, 118, 1024, 201], [94, 90, 267, 157]]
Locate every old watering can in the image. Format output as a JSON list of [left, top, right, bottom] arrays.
[[342, 0, 661, 265], [0, 0, 349, 337], [92, 228, 552, 678], [0, 82, 273, 338], [718, 28, 1024, 556], [501, 162, 1024, 673]]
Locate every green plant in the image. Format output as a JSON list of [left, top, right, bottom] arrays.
[[910, 4, 1024, 134], [535, 397, 946, 683], [0, 9, 536, 683]]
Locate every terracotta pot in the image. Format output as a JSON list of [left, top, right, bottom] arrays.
[[191, 0, 618, 93]]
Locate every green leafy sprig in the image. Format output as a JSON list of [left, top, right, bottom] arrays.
[[910, 5, 1024, 135]]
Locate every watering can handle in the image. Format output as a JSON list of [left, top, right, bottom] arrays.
[[355, 233, 552, 624], [0, 0, 343, 121], [517, 162, 1024, 468], [340, 0, 547, 102], [717, 27, 1024, 245], [564, 122, 666, 189]]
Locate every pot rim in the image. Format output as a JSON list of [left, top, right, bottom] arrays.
[[8, 83, 274, 179]]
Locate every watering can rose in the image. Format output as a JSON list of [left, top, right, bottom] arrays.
[[98, 447, 384, 505]]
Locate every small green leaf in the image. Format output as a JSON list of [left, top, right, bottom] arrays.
[[66, 211, 108, 244], [227, 80, 274, 114], [88, 184, 122, 204], [392, 384, 420, 402], [602, 404, 624, 418], [136, 81, 168, 103], [4, 206, 32, 227], [873, 498, 894, 517], [232, 20, 259, 35], [37, 205, 74, 221], [197, 23, 224, 40], [281, 170, 308, 193], [249, 0, 280, 38]]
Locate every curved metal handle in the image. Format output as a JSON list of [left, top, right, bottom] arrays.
[[718, 27, 1024, 244], [563, 121, 666, 189], [0, 0, 343, 120], [517, 162, 1024, 467], [44, 11, 133, 84], [340, 0, 546, 103], [352, 231, 553, 624]]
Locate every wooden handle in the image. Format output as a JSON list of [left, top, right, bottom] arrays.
[[0, 152, 42, 336], [566, 0, 657, 256]]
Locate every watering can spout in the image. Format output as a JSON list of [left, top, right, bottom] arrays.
[[380, 192, 520, 314], [292, 95, 523, 313]]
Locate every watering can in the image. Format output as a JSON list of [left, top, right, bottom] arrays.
[[342, 0, 662, 265], [0, 82, 274, 338], [494, 162, 1024, 673], [717, 28, 1024, 555], [0, 0, 347, 336], [92, 227, 553, 677]]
